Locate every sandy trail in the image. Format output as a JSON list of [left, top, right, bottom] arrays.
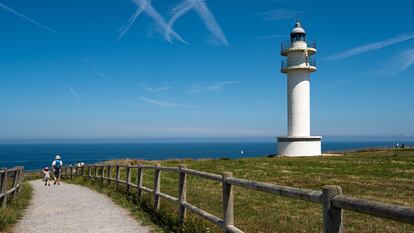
[[13, 180, 150, 233]]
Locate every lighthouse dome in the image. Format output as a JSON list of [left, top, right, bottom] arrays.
[[290, 22, 306, 35], [290, 21, 306, 42]]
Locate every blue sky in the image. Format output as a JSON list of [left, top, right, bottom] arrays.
[[0, 0, 413, 142]]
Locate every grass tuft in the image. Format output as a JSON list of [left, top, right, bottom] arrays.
[[0, 182, 33, 233]]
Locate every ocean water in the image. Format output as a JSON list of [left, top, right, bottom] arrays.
[[0, 141, 412, 171]]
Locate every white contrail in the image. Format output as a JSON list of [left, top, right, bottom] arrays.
[[118, 0, 186, 43], [117, 6, 146, 40], [133, 0, 186, 43], [206, 81, 238, 90], [140, 97, 192, 108], [193, 0, 228, 46], [167, 0, 228, 46], [138, 84, 172, 93], [92, 66, 107, 79], [0, 3, 55, 32], [387, 49, 414, 76], [189, 81, 238, 93], [326, 32, 414, 61], [69, 88, 81, 102], [165, 0, 193, 42]]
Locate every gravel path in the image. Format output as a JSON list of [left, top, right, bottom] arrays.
[[14, 180, 151, 233]]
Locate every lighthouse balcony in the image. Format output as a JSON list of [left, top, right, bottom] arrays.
[[281, 58, 316, 73], [281, 40, 316, 56]]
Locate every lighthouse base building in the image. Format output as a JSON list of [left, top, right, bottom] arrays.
[[277, 136, 321, 156], [277, 21, 321, 157]]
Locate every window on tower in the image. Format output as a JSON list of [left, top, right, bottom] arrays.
[[291, 33, 306, 42]]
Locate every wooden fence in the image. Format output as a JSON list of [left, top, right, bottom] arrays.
[[0, 167, 24, 208], [62, 164, 414, 233]]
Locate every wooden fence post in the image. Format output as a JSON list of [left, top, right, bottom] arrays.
[[153, 164, 161, 210], [137, 164, 143, 201], [1, 169, 8, 208], [75, 166, 79, 177], [222, 172, 234, 233], [94, 165, 98, 180], [107, 165, 111, 185], [126, 165, 131, 192], [100, 164, 104, 182], [81, 166, 85, 178], [18, 167, 24, 192], [88, 166, 92, 180], [178, 164, 187, 223], [91, 166, 94, 179], [70, 165, 73, 180], [116, 165, 120, 188], [16, 168, 21, 193], [12, 169, 19, 196], [323, 185, 343, 233]]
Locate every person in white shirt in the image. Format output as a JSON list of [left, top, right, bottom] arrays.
[[42, 167, 50, 186], [52, 155, 63, 185]]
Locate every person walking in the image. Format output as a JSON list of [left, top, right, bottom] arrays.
[[42, 167, 50, 186], [52, 155, 63, 185]]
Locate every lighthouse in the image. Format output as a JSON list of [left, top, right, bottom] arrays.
[[277, 21, 321, 156]]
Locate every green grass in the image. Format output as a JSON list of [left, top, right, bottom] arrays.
[[71, 149, 414, 233], [24, 171, 42, 181], [0, 182, 33, 233]]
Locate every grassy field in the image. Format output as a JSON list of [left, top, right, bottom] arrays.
[[70, 148, 414, 233], [0, 182, 33, 233]]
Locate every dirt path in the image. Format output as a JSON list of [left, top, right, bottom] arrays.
[[13, 180, 150, 233]]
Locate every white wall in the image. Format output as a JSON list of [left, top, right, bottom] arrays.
[[286, 41, 311, 137], [287, 70, 310, 137], [278, 140, 321, 156]]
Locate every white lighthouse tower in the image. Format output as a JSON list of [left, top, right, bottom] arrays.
[[277, 21, 321, 156]]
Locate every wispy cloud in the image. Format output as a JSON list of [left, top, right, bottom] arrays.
[[140, 97, 192, 108], [138, 84, 172, 93], [117, 5, 146, 40], [0, 3, 55, 32], [326, 32, 414, 61], [118, 0, 186, 43], [260, 9, 303, 21], [167, 0, 228, 46], [189, 81, 238, 94], [80, 58, 108, 79], [92, 66, 107, 79], [382, 49, 414, 76], [69, 88, 81, 102]]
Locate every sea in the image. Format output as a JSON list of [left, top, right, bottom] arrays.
[[0, 141, 412, 171]]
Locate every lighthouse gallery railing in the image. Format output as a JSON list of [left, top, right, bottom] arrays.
[[281, 57, 316, 69], [281, 39, 316, 53]]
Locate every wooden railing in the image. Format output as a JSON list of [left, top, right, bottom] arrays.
[[0, 167, 24, 208], [62, 164, 414, 233]]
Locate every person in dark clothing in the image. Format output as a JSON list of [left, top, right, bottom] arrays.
[[52, 155, 63, 185]]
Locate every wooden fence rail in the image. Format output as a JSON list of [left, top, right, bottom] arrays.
[[62, 164, 414, 233], [0, 166, 24, 208]]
